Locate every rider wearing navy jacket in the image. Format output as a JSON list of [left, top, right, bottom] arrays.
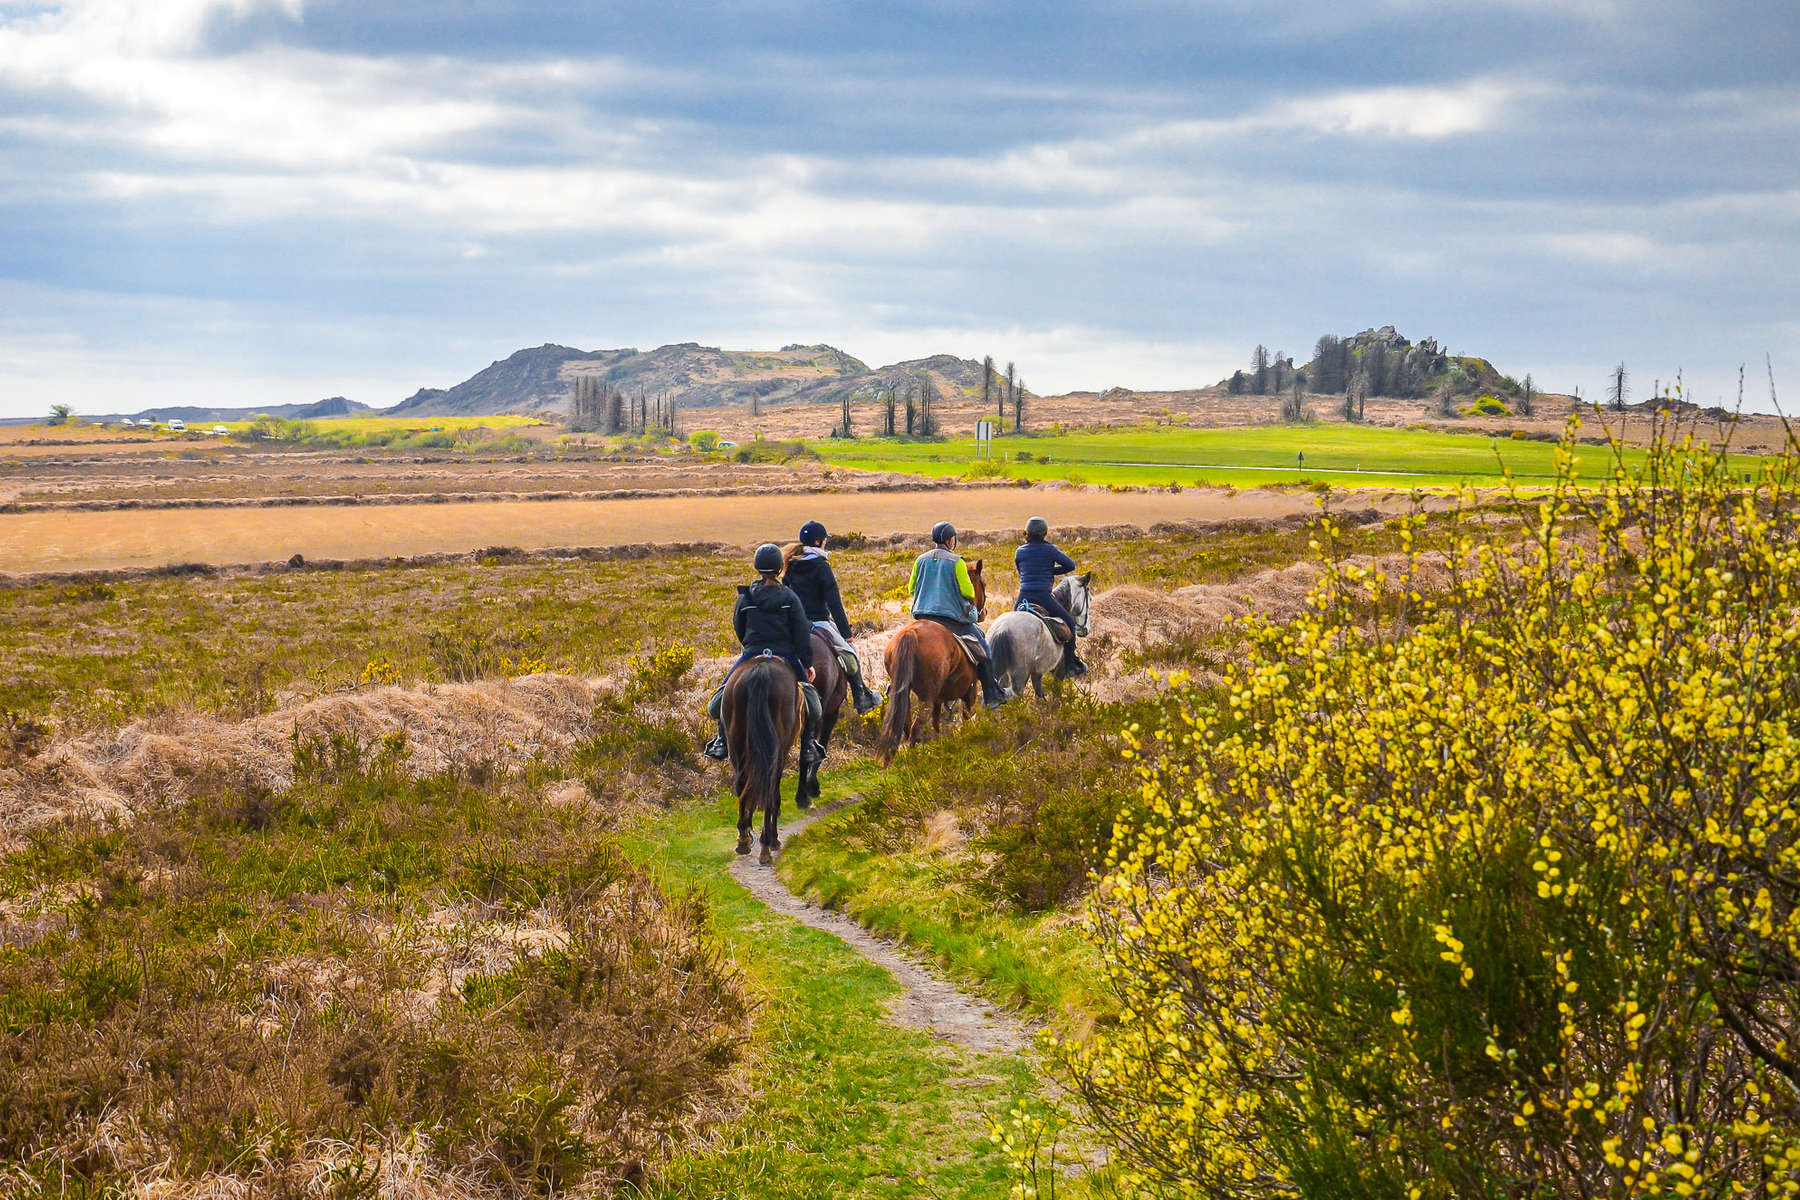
[[1015, 516, 1087, 677]]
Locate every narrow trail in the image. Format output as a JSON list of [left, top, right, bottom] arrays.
[[730, 792, 1033, 1056]]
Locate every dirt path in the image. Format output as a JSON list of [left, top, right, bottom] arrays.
[[0, 486, 1394, 574], [730, 794, 1032, 1056]]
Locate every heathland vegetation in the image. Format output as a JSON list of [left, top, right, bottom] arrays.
[[2, 404, 1796, 1195]]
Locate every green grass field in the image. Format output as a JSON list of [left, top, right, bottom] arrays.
[[809, 423, 1756, 489]]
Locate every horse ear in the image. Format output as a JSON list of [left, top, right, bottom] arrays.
[[971, 558, 983, 573], [1080, 571, 1093, 586]]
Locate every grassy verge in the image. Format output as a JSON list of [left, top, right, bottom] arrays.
[[621, 779, 1049, 1200], [808, 422, 1712, 489], [777, 764, 1098, 1018]]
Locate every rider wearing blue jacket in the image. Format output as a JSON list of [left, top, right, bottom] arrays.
[[1015, 516, 1087, 677], [909, 522, 1007, 708]]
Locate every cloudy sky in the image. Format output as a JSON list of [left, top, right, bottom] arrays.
[[1, 0, 1795, 417]]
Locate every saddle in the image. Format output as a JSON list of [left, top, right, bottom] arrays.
[[1014, 600, 1073, 643], [920, 616, 989, 664]]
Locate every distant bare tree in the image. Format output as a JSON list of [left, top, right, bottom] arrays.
[[46, 403, 72, 426], [1343, 371, 1367, 422], [883, 387, 897, 436], [1013, 378, 1025, 432], [750, 385, 761, 419], [1252, 345, 1271, 396], [838, 388, 853, 438], [1229, 370, 1246, 395], [916, 373, 940, 437], [904, 384, 916, 436], [1519, 373, 1536, 417], [982, 355, 997, 421], [1435, 381, 1459, 418], [1281, 372, 1306, 422], [1608, 363, 1629, 412]]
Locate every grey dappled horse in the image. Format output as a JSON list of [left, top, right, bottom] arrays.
[[989, 572, 1092, 699]]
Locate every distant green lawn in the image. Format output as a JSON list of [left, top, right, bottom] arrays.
[[811, 424, 1762, 489]]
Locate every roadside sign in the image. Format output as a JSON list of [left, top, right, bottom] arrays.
[[975, 419, 996, 458]]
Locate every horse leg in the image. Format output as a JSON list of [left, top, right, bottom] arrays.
[[809, 709, 839, 800], [735, 775, 754, 856], [760, 778, 781, 865]]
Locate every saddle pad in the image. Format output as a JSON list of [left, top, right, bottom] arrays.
[[955, 635, 987, 664], [1015, 601, 1073, 643]]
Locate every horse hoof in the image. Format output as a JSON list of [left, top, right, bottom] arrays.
[[796, 795, 812, 810], [735, 837, 752, 855], [758, 847, 774, 865]]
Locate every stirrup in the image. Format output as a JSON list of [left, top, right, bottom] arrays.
[[800, 738, 826, 767], [854, 686, 884, 714], [702, 734, 728, 761]]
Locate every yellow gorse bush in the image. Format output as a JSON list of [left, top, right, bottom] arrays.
[[1045, 414, 1800, 1198]]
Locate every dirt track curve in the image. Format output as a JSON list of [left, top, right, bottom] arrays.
[[730, 793, 1032, 1056]]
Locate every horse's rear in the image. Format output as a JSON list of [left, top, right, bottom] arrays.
[[878, 620, 977, 762], [989, 611, 1058, 699], [722, 656, 803, 864]]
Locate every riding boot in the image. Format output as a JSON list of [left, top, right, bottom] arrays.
[[800, 718, 825, 768], [977, 658, 1008, 708], [851, 668, 884, 714], [702, 684, 729, 759], [1059, 638, 1089, 679], [702, 718, 729, 761]]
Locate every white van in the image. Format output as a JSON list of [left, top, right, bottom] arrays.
[[211, 424, 229, 436], [167, 419, 187, 432]]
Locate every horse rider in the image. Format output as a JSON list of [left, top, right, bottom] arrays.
[[908, 521, 1008, 708], [702, 543, 826, 765], [1015, 515, 1088, 677], [783, 520, 884, 714]]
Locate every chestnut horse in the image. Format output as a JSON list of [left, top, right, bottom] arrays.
[[797, 626, 848, 809], [877, 559, 987, 762], [722, 653, 802, 864]]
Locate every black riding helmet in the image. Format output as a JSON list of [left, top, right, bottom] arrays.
[[1025, 516, 1049, 541], [931, 521, 957, 545], [799, 520, 827, 547], [752, 542, 784, 573]]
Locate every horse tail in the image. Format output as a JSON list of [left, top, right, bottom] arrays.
[[989, 619, 1019, 695], [878, 632, 916, 761], [740, 660, 786, 810]]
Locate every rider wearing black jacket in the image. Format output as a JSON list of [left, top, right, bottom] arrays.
[[733, 575, 813, 676], [703, 542, 825, 765]]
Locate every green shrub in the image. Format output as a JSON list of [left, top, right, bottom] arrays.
[[689, 430, 721, 452], [1036, 416, 1800, 1197]]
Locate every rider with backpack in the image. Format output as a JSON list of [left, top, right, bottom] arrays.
[[703, 542, 826, 765], [909, 521, 1008, 708], [1015, 516, 1088, 677], [783, 520, 884, 714]]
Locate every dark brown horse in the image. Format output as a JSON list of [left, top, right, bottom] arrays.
[[722, 654, 802, 864], [877, 559, 986, 762], [797, 626, 848, 809]]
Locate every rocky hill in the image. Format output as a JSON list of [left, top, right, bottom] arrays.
[[95, 395, 374, 424], [389, 342, 1010, 418]]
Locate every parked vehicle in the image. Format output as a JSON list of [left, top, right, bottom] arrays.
[[167, 419, 187, 432]]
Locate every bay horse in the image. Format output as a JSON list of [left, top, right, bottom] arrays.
[[797, 626, 848, 809], [877, 559, 987, 762], [722, 653, 802, 864], [989, 572, 1093, 699]]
